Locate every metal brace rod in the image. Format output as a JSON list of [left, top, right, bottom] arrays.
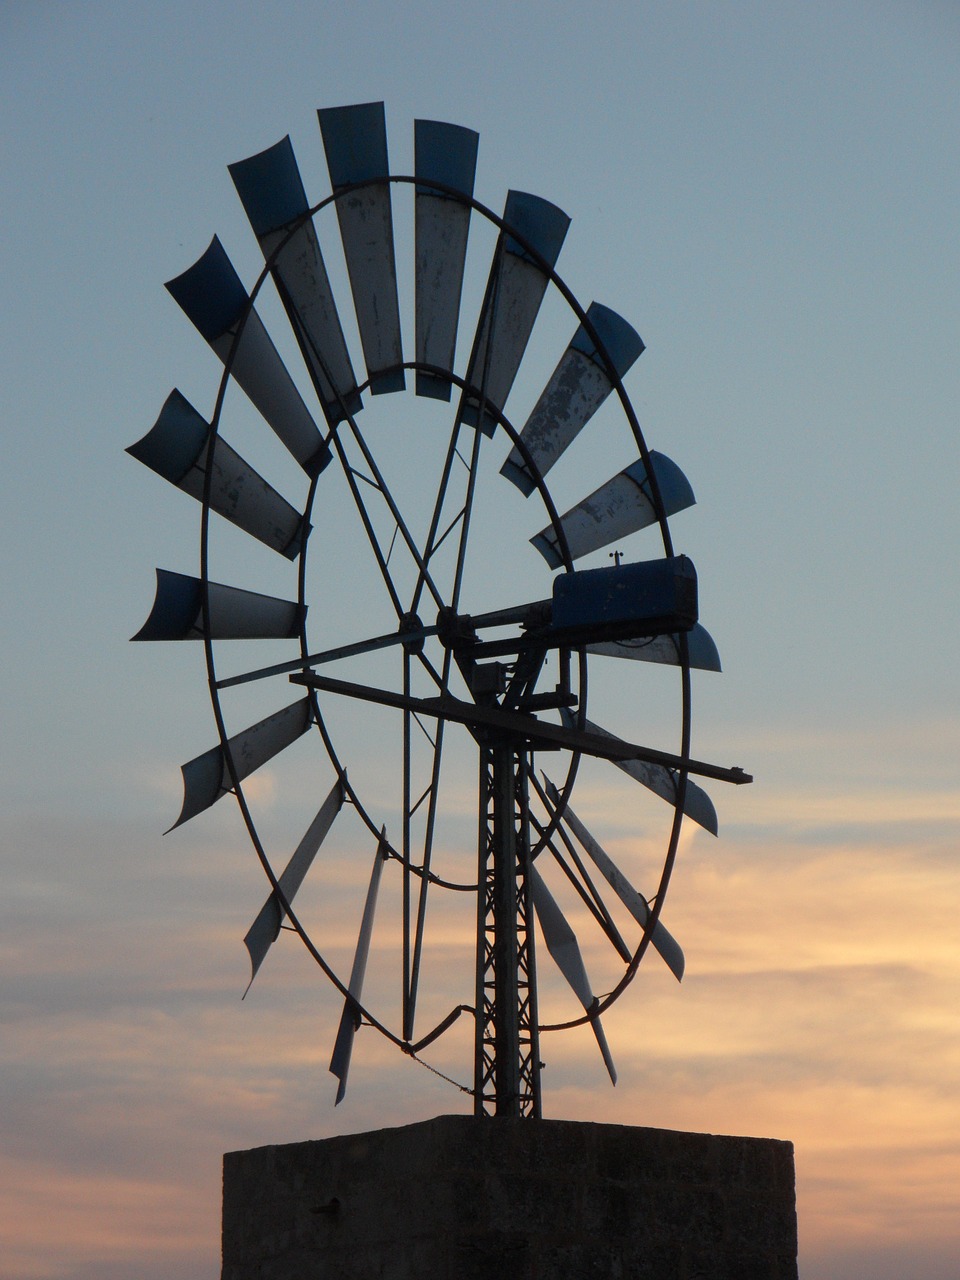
[[289, 671, 753, 785]]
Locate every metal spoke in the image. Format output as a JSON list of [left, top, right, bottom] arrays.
[[528, 799, 631, 964], [405, 648, 453, 1036], [402, 272, 505, 1032], [326, 423, 404, 620], [402, 649, 413, 1038], [343, 412, 447, 611]]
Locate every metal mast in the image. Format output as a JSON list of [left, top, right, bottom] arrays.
[[474, 742, 541, 1117]]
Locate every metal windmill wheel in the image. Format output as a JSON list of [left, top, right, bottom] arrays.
[[129, 102, 750, 1119]]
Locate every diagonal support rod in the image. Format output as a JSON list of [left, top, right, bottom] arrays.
[[289, 671, 753, 785]]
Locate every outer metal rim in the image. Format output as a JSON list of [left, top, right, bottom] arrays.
[[195, 171, 693, 1056]]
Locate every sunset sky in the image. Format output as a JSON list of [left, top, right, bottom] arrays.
[[3, 3, 959, 1277]]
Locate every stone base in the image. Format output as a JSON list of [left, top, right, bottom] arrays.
[[222, 1115, 797, 1279]]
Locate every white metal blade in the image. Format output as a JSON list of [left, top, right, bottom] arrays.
[[461, 191, 570, 435], [532, 452, 695, 568], [128, 391, 307, 559], [243, 779, 345, 991], [529, 866, 617, 1084], [132, 570, 303, 642], [166, 238, 329, 475], [414, 119, 479, 401], [319, 103, 404, 394], [542, 777, 684, 982], [587, 622, 721, 672], [229, 136, 362, 426], [559, 709, 718, 836], [330, 831, 388, 1104], [171, 698, 313, 829], [501, 303, 644, 494]]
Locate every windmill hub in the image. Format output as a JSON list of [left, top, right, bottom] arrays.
[[397, 611, 424, 654]]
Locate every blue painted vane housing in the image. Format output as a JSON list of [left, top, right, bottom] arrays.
[[550, 556, 698, 646]]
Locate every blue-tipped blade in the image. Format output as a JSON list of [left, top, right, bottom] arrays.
[[229, 138, 362, 427], [587, 622, 721, 672], [318, 103, 403, 395], [531, 451, 695, 568], [461, 191, 570, 436], [228, 135, 309, 239], [132, 569, 303, 641], [128, 391, 307, 559], [414, 119, 478, 401], [319, 102, 388, 185], [166, 238, 329, 476], [165, 235, 247, 341], [171, 698, 313, 829], [501, 304, 644, 495]]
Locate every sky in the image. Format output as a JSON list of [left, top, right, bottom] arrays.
[[2, 2, 959, 1276]]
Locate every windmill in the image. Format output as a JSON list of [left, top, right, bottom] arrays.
[[129, 102, 751, 1119]]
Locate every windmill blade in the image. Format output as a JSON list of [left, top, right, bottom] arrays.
[[414, 119, 479, 401], [532, 452, 695, 568], [461, 190, 570, 436], [229, 137, 362, 427], [127, 390, 307, 559], [171, 697, 313, 829], [559, 708, 718, 836], [244, 778, 345, 991], [542, 777, 684, 981], [529, 865, 617, 1084], [587, 622, 722, 672], [132, 569, 304, 641], [330, 830, 388, 1104], [318, 102, 403, 395], [165, 238, 330, 476], [501, 304, 644, 495]]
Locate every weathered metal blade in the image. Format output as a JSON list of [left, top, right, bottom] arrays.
[[461, 191, 570, 435], [228, 137, 362, 427], [501, 304, 644, 494], [228, 141, 361, 425], [132, 569, 304, 641], [529, 866, 617, 1085], [587, 622, 721, 672], [532, 452, 695, 568], [318, 102, 403, 394], [127, 391, 307, 559], [542, 778, 684, 981], [243, 778, 345, 990], [559, 709, 718, 836], [330, 831, 388, 1104], [171, 698, 313, 829], [414, 119, 479, 401], [165, 238, 330, 476]]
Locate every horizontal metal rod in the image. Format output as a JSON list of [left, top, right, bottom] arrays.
[[216, 625, 440, 690], [289, 671, 752, 785], [215, 600, 549, 691]]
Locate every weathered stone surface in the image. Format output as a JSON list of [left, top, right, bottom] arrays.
[[222, 1115, 798, 1279]]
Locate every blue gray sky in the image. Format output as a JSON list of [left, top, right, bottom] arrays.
[[2, 3, 959, 1277]]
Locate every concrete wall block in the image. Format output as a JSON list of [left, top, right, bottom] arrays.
[[222, 1115, 798, 1280]]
